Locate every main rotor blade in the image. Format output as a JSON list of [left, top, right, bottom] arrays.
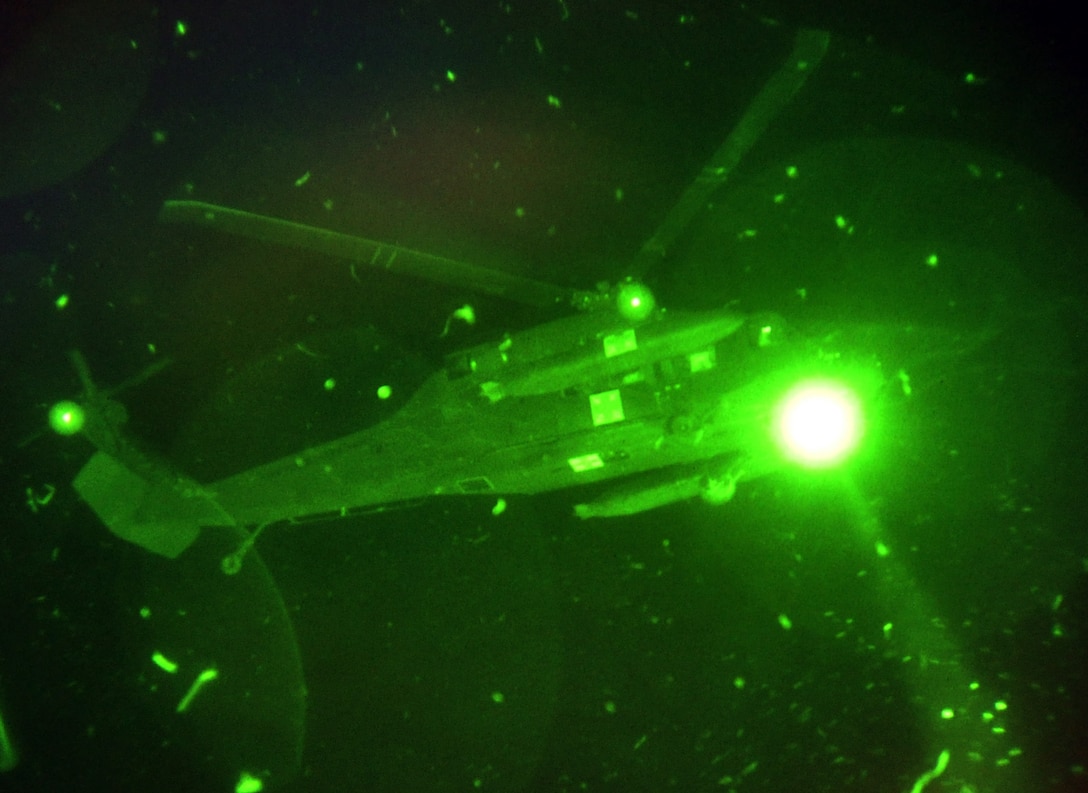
[[159, 200, 583, 309], [627, 28, 831, 277]]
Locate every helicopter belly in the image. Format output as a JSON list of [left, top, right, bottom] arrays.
[[207, 356, 776, 526]]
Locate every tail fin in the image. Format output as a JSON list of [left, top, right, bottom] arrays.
[[74, 451, 234, 558]]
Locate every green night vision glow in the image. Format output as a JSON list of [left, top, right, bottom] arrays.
[[615, 281, 656, 322], [772, 378, 864, 467], [48, 401, 86, 436], [0, 700, 18, 772]]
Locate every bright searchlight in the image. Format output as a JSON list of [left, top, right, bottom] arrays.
[[773, 378, 864, 468]]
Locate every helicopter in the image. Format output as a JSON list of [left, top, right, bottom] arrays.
[[10, 11, 1084, 793], [47, 29, 887, 563], [50, 25, 1035, 565]]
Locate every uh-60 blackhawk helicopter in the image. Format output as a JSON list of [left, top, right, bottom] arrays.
[[50, 27, 1013, 568], [17, 16, 1082, 793]]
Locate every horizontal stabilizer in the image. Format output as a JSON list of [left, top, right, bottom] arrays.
[[74, 451, 235, 558]]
